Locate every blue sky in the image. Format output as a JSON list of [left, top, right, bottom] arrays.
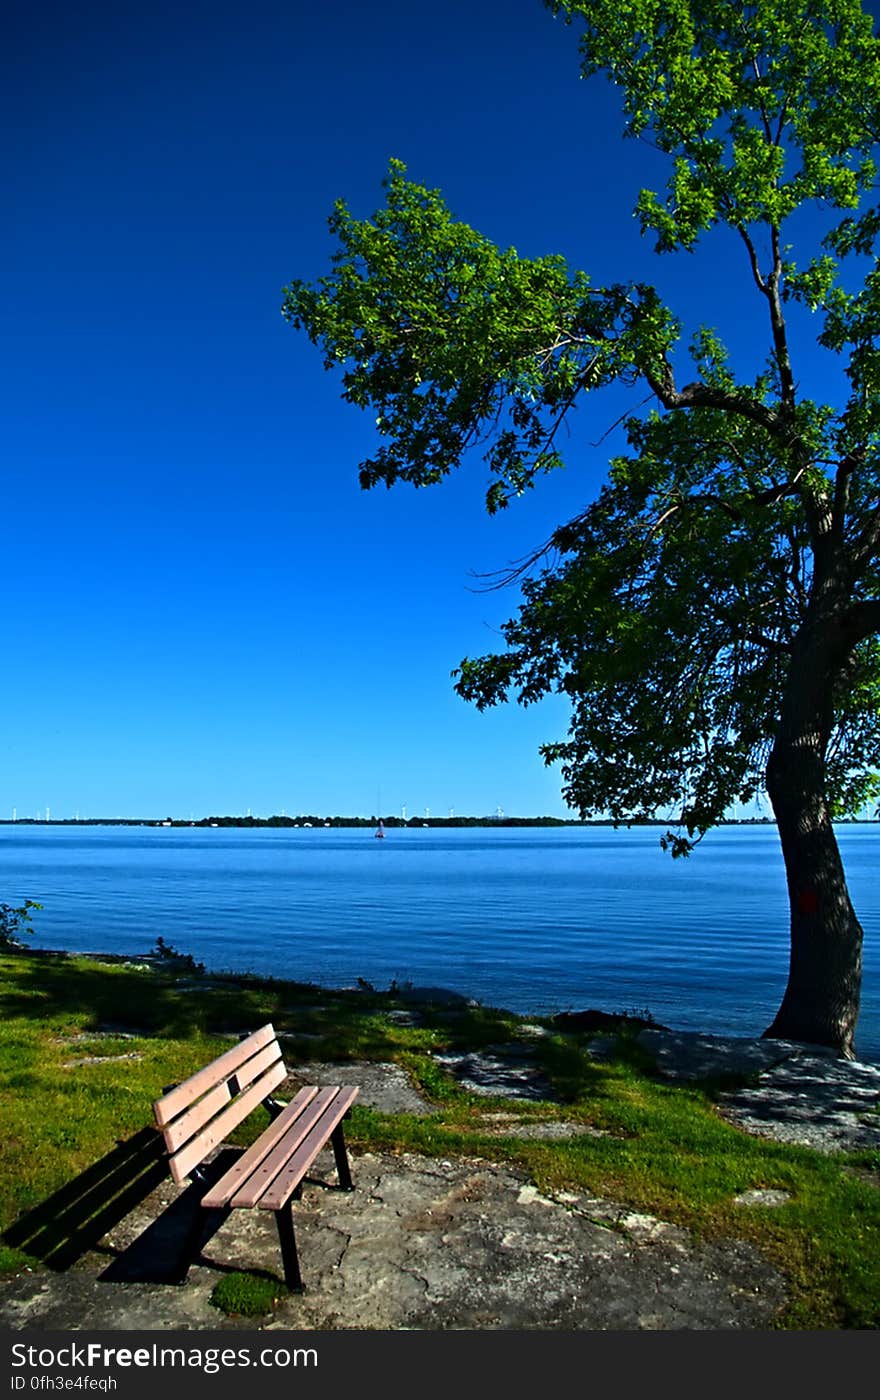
[[2, 0, 850, 820]]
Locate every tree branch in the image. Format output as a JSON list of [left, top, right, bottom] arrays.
[[748, 476, 806, 507], [767, 226, 797, 412], [647, 493, 742, 535], [842, 599, 880, 646], [851, 499, 880, 570], [745, 629, 792, 654], [735, 223, 768, 295], [644, 366, 786, 436], [831, 454, 859, 548]]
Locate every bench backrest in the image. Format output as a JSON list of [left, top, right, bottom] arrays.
[[153, 1024, 287, 1184]]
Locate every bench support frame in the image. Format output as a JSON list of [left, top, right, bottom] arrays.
[[331, 1124, 354, 1192], [275, 1200, 303, 1292], [174, 1130, 355, 1290]]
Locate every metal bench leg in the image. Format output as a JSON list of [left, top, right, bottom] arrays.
[[173, 1206, 207, 1284], [331, 1123, 353, 1191], [275, 1201, 304, 1293]]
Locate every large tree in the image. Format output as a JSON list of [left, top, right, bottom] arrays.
[[284, 0, 880, 1057]]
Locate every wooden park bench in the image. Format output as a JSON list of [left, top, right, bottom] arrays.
[[152, 1023, 358, 1291]]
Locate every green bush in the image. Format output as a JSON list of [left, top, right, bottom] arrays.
[[149, 937, 205, 975], [0, 901, 42, 951]]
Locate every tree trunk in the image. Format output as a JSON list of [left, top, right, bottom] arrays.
[[763, 623, 863, 1059], [762, 792, 863, 1058]]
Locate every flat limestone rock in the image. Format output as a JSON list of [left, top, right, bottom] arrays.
[[62, 1053, 145, 1067], [637, 1029, 880, 1153], [434, 1046, 556, 1101], [0, 1150, 787, 1332], [733, 1189, 792, 1208], [719, 1056, 880, 1153], [635, 1029, 836, 1081], [284, 1060, 434, 1116], [477, 1114, 602, 1141]]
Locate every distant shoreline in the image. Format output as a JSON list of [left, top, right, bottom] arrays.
[[0, 814, 808, 831]]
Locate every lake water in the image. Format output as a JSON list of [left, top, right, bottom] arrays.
[[2, 822, 878, 1062]]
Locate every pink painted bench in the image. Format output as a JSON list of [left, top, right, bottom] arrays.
[[152, 1024, 358, 1290]]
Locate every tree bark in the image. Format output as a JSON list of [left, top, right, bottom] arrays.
[[763, 619, 863, 1058], [763, 793, 863, 1058]]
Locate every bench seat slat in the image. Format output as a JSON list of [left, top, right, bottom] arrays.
[[154, 1024, 278, 1127], [167, 1059, 287, 1184], [198, 1086, 320, 1208], [161, 1042, 284, 1154], [257, 1087, 359, 1211], [225, 1086, 342, 1208]]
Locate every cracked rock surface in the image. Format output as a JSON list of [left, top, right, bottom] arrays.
[[0, 1150, 786, 1332]]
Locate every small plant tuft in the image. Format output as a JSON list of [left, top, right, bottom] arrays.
[[209, 1271, 286, 1317], [0, 1243, 39, 1276]]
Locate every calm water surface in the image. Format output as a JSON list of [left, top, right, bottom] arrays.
[[2, 823, 878, 1062]]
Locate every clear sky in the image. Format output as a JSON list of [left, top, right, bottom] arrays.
[[2, 0, 850, 820]]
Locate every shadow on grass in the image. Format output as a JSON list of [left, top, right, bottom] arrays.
[[3, 1128, 171, 1273], [0, 953, 213, 1038], [2, 1131, 247, 1285], [0, 950, 533, 1061]]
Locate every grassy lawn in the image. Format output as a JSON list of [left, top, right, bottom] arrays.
[[0, 949, 877, 1328]]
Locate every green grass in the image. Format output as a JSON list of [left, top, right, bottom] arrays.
[[209, 1271, 287, 1317], [0, 949, 878, 1328]]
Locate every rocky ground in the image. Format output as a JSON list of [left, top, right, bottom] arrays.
[[1, 1029, 878, 1332]]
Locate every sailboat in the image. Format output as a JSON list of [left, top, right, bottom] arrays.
[[374, 819, 385, 839]]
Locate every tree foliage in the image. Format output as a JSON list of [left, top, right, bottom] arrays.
[[284, 0, 880, 863]]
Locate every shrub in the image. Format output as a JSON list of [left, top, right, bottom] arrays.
[[149, 937, 205, 975], [0, 901, 42, 951]]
